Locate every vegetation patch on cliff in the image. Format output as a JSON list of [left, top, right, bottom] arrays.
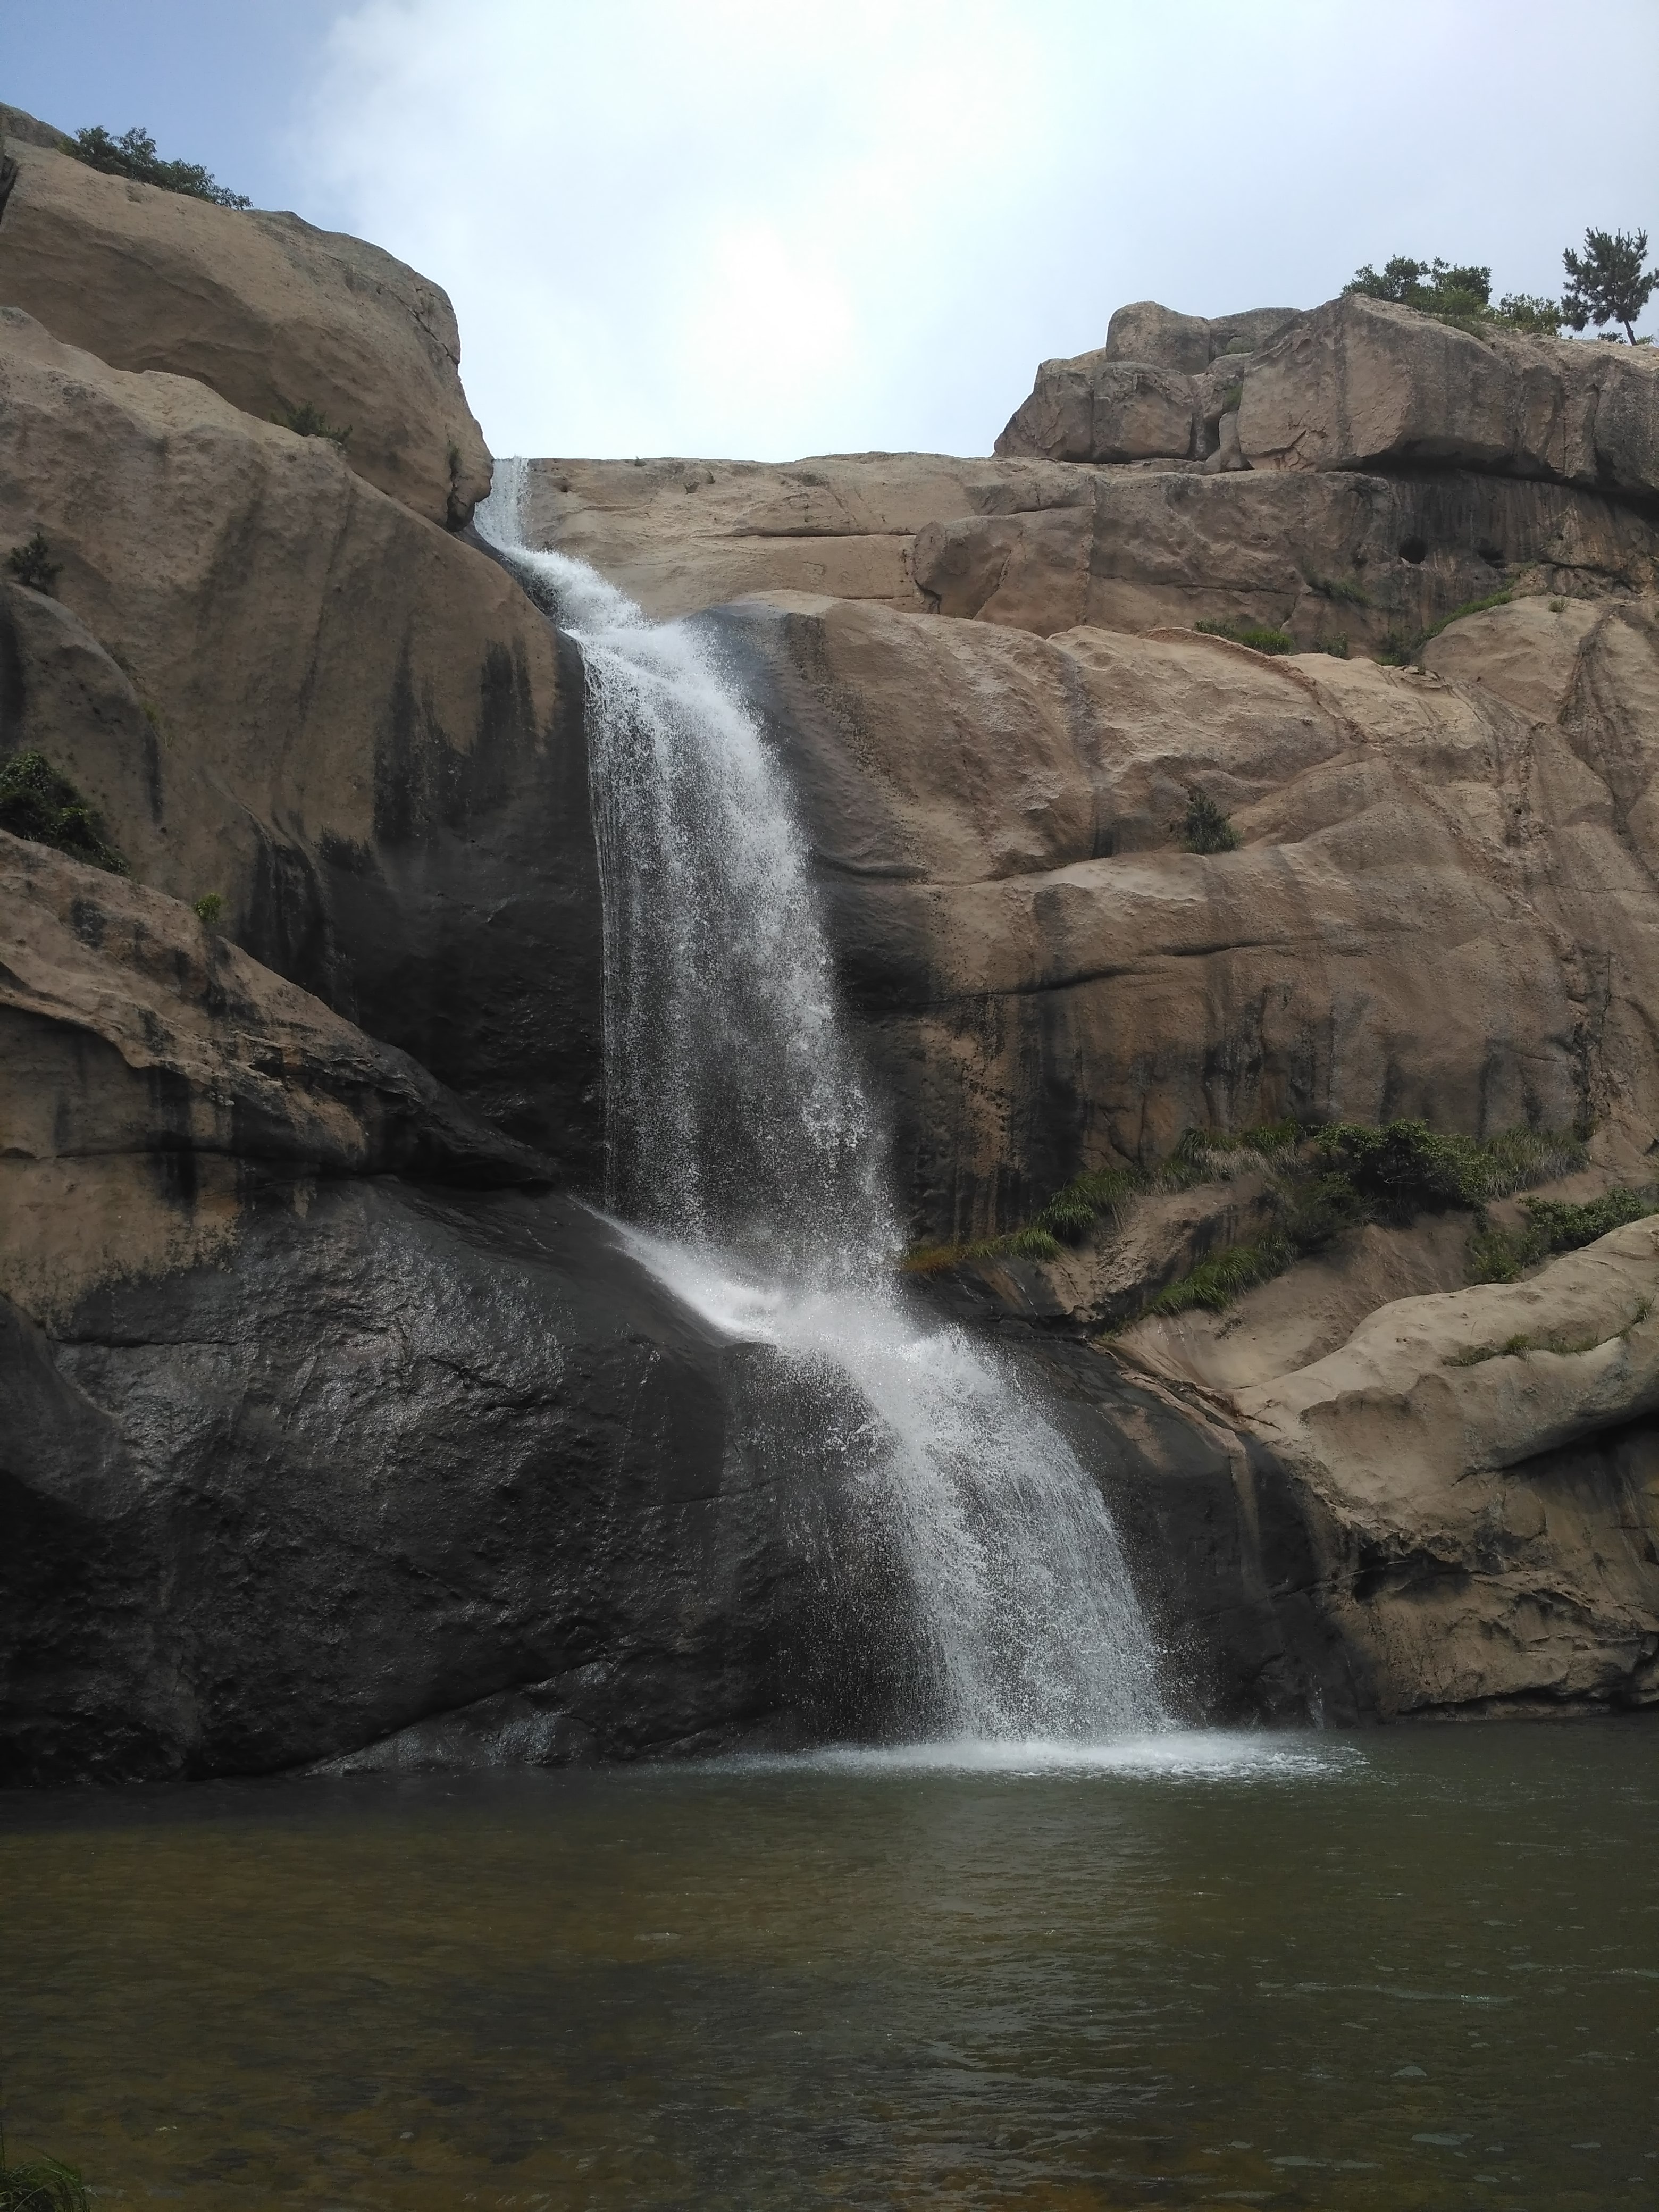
[[0, 753, 127, 874], [1467, 1188, 1659, 1284], [908, 1120, 1603, 1326], [63, 123, 249, 210]]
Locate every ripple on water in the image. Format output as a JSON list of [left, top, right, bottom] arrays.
[[720, 1728, 1367, 1781]]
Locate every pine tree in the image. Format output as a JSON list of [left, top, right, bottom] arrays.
[[1561, 228, 1657, 345]]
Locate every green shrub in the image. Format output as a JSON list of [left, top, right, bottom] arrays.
[[272, 400, 352, 448], [1304, 570, 1371, 607], [192, 892, 225, 927], [1345, 255, 1563, 338], [1311, 633, 1350, 658], [6, 529, 60, 594], [1144, 1231, 1293, 1316], [1180, 784, 1242, 854], [1420, 586, 1513, 644], [0, 752, 127, 873], [1219, 381, 1244, 414], [1195, 617, 1293, 654], [1468, 1185, 1658, 1283], [65, 123, 249, 208]]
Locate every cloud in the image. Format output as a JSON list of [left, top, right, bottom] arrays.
[[296, 0, 1659, 462]]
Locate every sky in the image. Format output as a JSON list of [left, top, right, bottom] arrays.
[[7, 0, 1659, 462]]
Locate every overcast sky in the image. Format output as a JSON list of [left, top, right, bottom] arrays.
[[9, 0, 1659, 460]]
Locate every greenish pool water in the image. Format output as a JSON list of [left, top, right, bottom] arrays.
[[1, 1722, 1655, 2209]]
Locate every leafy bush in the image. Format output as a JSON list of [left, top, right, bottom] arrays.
[[1219, 381, 1244, 414], [1346, 255, 1562, 337], [1304, 569, 1371, 607], [192, 892, 225, 927], [1314, 1119, 1584, 1222], [1194, 617, 1293, 654], [1468, 1186, 1658, 1284], [65, 123, 249, 208], [272, 400, 352, 448], [6, 529, 60, 594], [1180, 785, 1242, 854], [0, 752, 127, 873], [1310, 633, 1350, 658]]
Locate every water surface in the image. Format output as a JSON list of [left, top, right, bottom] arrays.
[[3, 1721, 1655, 2208]]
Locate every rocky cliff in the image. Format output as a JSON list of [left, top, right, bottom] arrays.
[[3, 124, 1656, 1777]]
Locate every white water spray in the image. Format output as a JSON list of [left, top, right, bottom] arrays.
[[479, 461, 1167, 1742]]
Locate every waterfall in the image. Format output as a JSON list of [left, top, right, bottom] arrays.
[[478, 460, 1167, 1744]]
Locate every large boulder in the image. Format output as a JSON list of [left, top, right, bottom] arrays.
[[1238, 292, 1659, 503], [1236, 1221, 1659, 1716], [996, 301, 1304, 464], [0, 113, 490, 528], [0, 308, 601, 1168], [713, 592, 1659, 1241], [914, 466, 1659, 644], [1103, 299, 1303, 372], [994, 350, 1198, 463]]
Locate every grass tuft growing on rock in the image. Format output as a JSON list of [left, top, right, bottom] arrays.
[[1303, 569, 1371, 607], [1467, 1186, 1659, 1284], [1194, 617, 1293, 655], [1179, 785, 1242, 854], [1375, 588, 1517, 668], [6, 529, 60, 594], [272, 400, 353, 448], [0, 752, 127, 874]]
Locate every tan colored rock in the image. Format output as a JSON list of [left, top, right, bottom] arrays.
[[1104, 299, 1303, 371], [994, 349, 1197, 463], [717, 592, 1659, 1242], [1238, 291, 1659, 504], [915, 466, 1659, 644], [515, 451, 1097, 619], [1234, 1221, 1659, 1714], [0, 831, 544, 1324], [0, 308, 599, 1162], [0, 121, 490, 527]]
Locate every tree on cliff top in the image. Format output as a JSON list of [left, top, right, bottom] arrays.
[[1345, 255, 1561, 336], [1561, 228, 1657, 345], [64, 125, 250, 210]]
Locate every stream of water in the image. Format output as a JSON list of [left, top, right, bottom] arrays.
[[476, 463, 1164, 1744]]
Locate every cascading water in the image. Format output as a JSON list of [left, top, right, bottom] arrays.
[[478, 460, 1167, 1743]]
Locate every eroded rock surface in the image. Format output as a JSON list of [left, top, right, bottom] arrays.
[[717, 592, 1659, 1241], [0, 112, 491, 527], [0, 309, 601, 1166]]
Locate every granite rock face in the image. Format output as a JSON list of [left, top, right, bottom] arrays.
[[1236, 1222, 1659, 1717], [0, 309, 602, 1169], [514, 451, 1098, 619], [1238, 292, 1659, 502], [0, 111, 491, 528], [716, 591, 1659, 1242], [913, 466, 1659, 646]]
